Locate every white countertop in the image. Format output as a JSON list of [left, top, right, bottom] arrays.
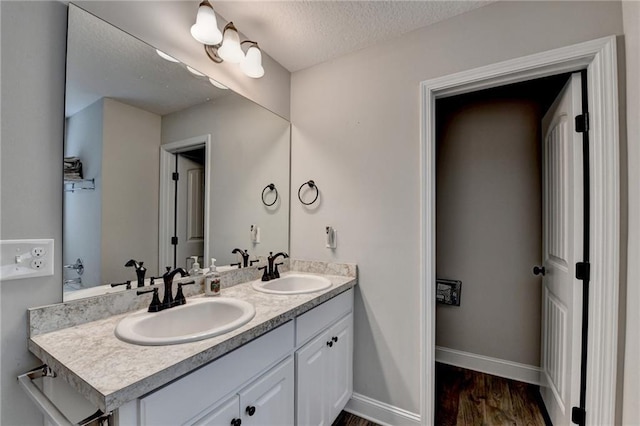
[[28, 272, 356, 413]]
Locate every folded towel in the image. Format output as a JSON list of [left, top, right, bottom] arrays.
[[64, 157, 83, 180]]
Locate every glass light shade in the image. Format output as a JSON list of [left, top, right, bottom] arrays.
[[240, 46, 265, 78], [217, 26, 244, 64], [190, 2, 223, 45], [156, 49, 180, 63], [187, 66, 205, 77], [209, 78, 229, 90]]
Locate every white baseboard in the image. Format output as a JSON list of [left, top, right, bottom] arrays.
[[435, 346, 542, 386], [344, 393, 421, 426]]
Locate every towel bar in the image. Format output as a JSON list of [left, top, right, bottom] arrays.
[[17, 365, 112, 426]]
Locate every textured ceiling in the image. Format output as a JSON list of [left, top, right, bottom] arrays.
[[66, 5, 229, 117], [211, 1, 495, 72]]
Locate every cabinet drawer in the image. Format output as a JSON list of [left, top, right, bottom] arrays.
[[139, 321, 294, 425], [296, 288, 353, 347]]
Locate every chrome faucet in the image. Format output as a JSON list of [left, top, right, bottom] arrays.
[[162, 267, 188, 310]]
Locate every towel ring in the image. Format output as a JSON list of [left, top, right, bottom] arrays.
[[261, 183, 278, 206], [298, 180, 319, 206]]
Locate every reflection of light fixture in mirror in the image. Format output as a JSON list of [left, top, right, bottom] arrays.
[[190, 3, 265, 79], [209, 78, 229, 90], [156, 49, 180, 63], [187, 66, 205, 77]]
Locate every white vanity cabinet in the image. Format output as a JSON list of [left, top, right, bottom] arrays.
[[115, 288, 354, 426], [131, 322, 295, 426], [193, 356, 294, 426], [295, 289, 354, 426]]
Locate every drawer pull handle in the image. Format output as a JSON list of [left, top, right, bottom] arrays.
[[332, 336, 338, 343], [327, 340, 333, 348], [246, 406, 256, 416], [231, 419, 242, 426]]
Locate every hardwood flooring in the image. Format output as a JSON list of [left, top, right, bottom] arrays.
[[332, 363, 549, 426], [332, 411, 380, 426], [436, 363, 550, 426]]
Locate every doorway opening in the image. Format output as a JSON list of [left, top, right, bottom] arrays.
[[159, 135, 212, 275], [170, 147, 206, 270], [420, 36, 620, 425], [434, 74, 571, 425]]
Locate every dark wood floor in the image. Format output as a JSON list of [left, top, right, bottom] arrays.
[[332, 411, 380, 426], [333, 364, 549, 426], [436, 363, 550, 426]]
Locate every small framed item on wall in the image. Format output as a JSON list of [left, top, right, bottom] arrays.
[[436, 278, 461, 306]]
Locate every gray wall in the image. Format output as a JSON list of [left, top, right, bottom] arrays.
[[290, 0, 623, 415], [101, 98, 161, 283], [161, 94, 290, 266], [0, 2, 68, 425], [622, 1, 640, 424], [76, 1, 291, 120], [435, 98, 542, 366], [64, 100, 104, 288]]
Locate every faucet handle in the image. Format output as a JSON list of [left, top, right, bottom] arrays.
[[258, 266, 269, 282], [137, 288, 161, 312], [230, 262, 242, 269], [174, 281, 196, 305], [110, 280, 131, 289], [274, 262, 284, 279], [250, 259, 260, 266]]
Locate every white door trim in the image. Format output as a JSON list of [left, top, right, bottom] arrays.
[[420, 36, 619, 424], [159, 135, 212, 272]]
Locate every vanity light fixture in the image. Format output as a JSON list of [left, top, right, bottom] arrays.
[[191, 1, 265, 79]]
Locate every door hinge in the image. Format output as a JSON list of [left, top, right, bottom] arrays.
[[575, 113, 589, 133], [171, 236, 178, 246], [576, 262, 590, 281], [572, 406, 586, 425], [172, 172, 179, 181]]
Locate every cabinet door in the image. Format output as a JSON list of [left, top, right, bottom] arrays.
[[240, 356, 294, 426], [192, 395, 240, 426], [296, 329, 331, 426], [327, 314, 353, 421]]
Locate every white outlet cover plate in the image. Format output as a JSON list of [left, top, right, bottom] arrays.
[[0, 239, 54, 281]]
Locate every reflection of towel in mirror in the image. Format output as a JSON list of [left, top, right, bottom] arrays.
[[64, 156, 84, 180]]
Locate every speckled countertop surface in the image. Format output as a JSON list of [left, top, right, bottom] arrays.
[[28, 271, 356, 413]]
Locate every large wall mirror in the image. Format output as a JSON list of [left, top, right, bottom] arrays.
[[63, 4, 290, 300]]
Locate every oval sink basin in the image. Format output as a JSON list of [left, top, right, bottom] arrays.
[[115, 297, 255, 346], [252, 273, 332, 295]]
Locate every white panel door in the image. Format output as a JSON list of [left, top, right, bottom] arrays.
[[175, 154, 204, 269], [240, 356, 294, 426], [192, 395, 239, 426], [296, 330, 330, 426], [540, 72, 584, 425], [327, 314, 353, 422]]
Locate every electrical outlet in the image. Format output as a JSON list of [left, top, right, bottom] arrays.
[[31, 247, 46, 257], [0, 239, 54, 281], [30, 259, 45, 270]]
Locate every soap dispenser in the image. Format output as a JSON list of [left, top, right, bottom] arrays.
[[204, 258, 221, 296], [189, 256, 202, 276]]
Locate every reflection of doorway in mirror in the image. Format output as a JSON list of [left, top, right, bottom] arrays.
[[174, 149, 205, 270]]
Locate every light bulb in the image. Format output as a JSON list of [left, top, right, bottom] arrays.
[[187, 66, 205, 77], [240, 45, 265, 78], [156, 49, 179, 63], [217, 23, 244, 64], [190, 1, 223, 45], [209, 78, 229, 90]]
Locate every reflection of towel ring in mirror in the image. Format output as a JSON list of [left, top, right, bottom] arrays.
[[262, 183, 278, 206], [298, 180, 319, 206]]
